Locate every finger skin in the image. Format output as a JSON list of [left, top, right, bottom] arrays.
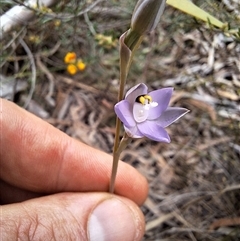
[[1, 193, 145, 241], [0, 99, 148, 205]]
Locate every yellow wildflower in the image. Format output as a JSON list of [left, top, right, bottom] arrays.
[[64, 52, 77, 64], [40, 6, 53, 13], [67, 64, 78, 75], [28, 35, 40, 44], [95, 34, 117, 49], [54, 20, 61, 27], [77, 59, 86, 71]]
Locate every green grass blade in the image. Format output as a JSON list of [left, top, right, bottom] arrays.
[[167, 0, 225, 28]]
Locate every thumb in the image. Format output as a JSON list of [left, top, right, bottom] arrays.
[[1, 193, 145, 241]]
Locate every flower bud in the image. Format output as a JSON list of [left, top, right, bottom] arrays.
[[131, 0, 166, 35], [124, 0, 166, 50], [67, 64, 78, 75]]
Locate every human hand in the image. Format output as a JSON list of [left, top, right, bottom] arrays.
[[0, 98, 148, 241]]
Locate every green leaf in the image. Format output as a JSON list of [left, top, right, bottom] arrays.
[[167, 0, 225, 29]]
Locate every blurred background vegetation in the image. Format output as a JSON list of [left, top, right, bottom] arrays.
[[1, 0, 240, 240]]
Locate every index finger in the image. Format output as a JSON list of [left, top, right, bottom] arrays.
[[0, 99, 148, 205]]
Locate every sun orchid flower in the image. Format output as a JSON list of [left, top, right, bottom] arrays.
[[114, 83, 189, 142]]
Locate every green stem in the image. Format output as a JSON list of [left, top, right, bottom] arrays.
[[113, 117, 121, 153], [109, 31, 144, 193], [110, 53, 128, 192], [109, 133, 132, 193], [124, 30, 142, 52], [112, 33, 130, 152]]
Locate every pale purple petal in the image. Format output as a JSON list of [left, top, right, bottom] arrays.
[[157, 107, 189, 128], [114, 100, 135, 128], [124, 125, 144, 138], [137, 120, 170, 142], [148, 87, 173, 120], [125, 83, 148, 105]]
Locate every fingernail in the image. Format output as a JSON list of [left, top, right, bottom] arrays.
[[88, 198, 142, 241]]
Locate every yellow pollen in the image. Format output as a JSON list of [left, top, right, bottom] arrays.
[[137, 95, 152, 105], [143, 95, 152, 103]]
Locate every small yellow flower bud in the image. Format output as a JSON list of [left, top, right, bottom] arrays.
[[28, 35, 40, 43], [64, 52, 77, 64], [40, 6, 53, 13], [54, 20, 61, 27], [95, 34, 117, 49], [77, 60, 86, 71], [67, 64, 78, 75]]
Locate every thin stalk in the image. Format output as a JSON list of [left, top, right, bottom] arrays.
[[109, 133, 132, 193], [110, 53, 128, 192], [113, 50, 129, 151]]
